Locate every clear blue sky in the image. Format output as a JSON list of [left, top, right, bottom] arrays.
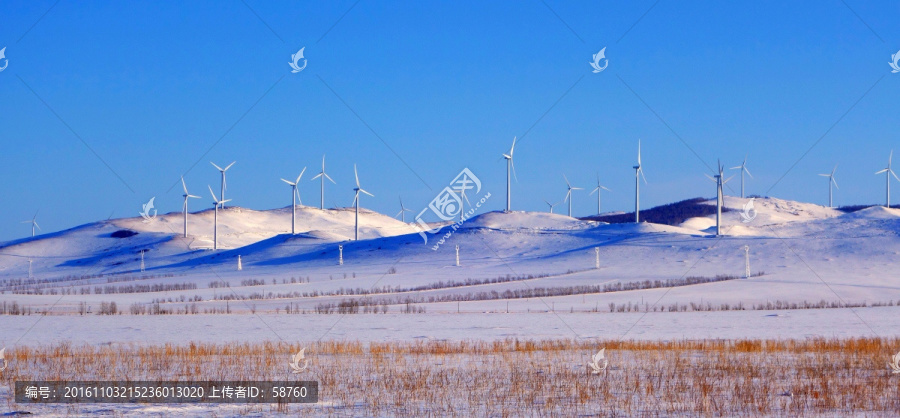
[[1, 0, 899, 241]]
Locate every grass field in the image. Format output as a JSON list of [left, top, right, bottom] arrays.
[[3, 337, 900, 416]]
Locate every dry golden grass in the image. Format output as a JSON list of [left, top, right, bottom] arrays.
[[3, 338, 900, 416]]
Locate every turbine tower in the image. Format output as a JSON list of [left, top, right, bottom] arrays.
[[180, 177, 200, 238], [563, 175, 583, 217], [395, 196, 412, 222], [817, 165, 838, 208], [210, 161, 235, 209], [281, 167, 307, 235], [208, 185, 231, 250], [352, 165, 374, 241], [705, 160, 734, 236], [21, 211, 40, 237], [633, 140, 647, 223], [311, 155, 336, 210], [543, 199, 559, 214], [730, 156, 753, 198], [875, 150, 899, 208], [589, 174, 611, 215], [501, 136, 518, 212]]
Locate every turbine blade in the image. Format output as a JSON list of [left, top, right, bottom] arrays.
[[281, 178, 295, 186], [224, 161, 236, 171], [181, 177, 189, 194], [832, 177, 839, 189], [210, 162, 223, 171], [311, 173, 323, 180], [511, 159, 518, 182], [730, 166, 742, 170], [509, 136, 517, 157], [208, 185, 218, 203], [590, 187, 598, 195], [183, 199, 188, 212], [221, 199, 232, 204], [724, 174, 736, 184], [324, 173, 336, 184], [564, 174, 571, 188], [572, 187, 584, 190], [744, 167, 753, 178], [831, 164, 838, 176], [640, 168, 647, 184], [296, 167, 306, 184], [637, 139, 641, 165], [34, 221, 40, 230], [876, 169, 889, 175], [354, 165, 360, 188], [818, 174, 830, 177], [601, 186, 611, 191], [705, 174, 716, 182], [892, 169, 900, 182], [360, 189, 374, 197], [188, 194, 201, 199], [564, 190, 571, 202]]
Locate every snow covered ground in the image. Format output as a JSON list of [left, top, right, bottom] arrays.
[[0, 196, 898, 344]]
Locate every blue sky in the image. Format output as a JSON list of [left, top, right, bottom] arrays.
[[1, 0, 899, 241]]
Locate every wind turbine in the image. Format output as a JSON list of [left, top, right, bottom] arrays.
[[705, 160, 734, 236], [875, 150, 899, 208], [633, 140, 647, 223], [281, 168, 307, 235], [311, 155, 336, 210], [563, 175, 583, 217], [210, 161, 235, 209], [21, 211, 40, 237], [730, 156, 753, 198], [395, 196, 412, 222], [352, 165, 374, 241], [208, 186, 231, 250], [589, 174, 611, 215], [180, 177, 201, 238], [543, 199, 560, 214], [817, 165, 838, 208], [501, 136, 517, 212]]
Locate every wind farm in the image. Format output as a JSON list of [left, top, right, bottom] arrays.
[[4, 2, 900, 415]]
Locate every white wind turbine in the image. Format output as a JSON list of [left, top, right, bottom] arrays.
[[730, 155, 753, 198], [875, 150, 899, 208], [208, 185, 231, 250], [589, 174, 611, 215], [281, 168, 307, 235], [633, 140, 647, 223], [311, 155, 336, 210], [21, 211, 40, 237], [563, 175, 583, 217], [210, 161, 235, 209], [502, 136, 517, 212], [817, 165, 838, 208], [352, 165, 374, 241], [180, 177, 201, 238], [395, 196, 412, 222], [705, 160, 734, 236], [543, 199, 560, 214]]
